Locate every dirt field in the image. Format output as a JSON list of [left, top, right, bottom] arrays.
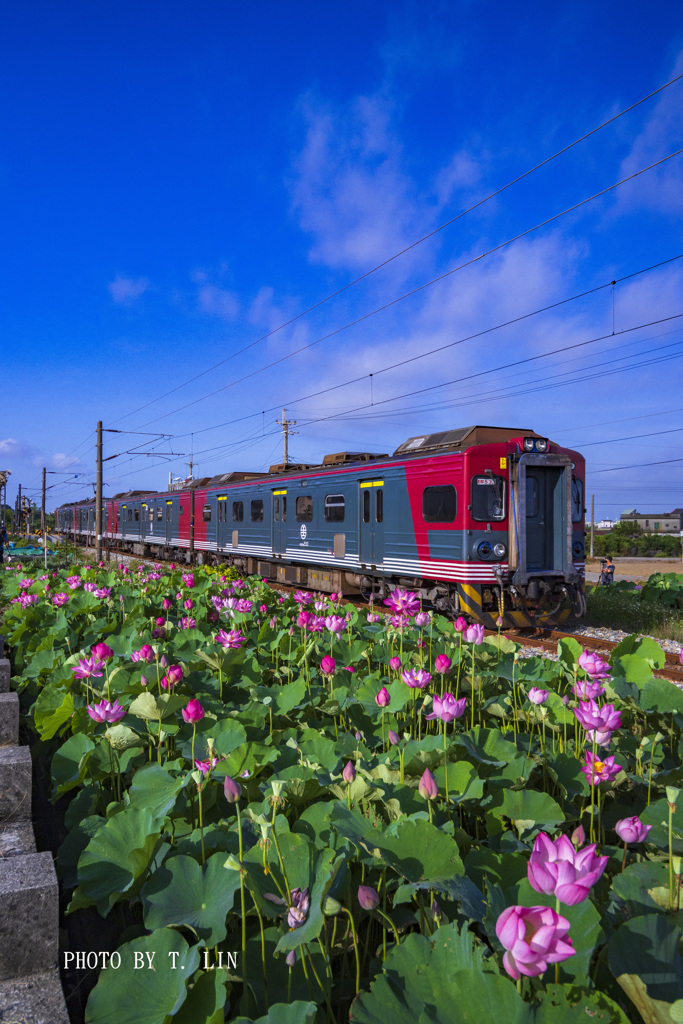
[[585, 557, 683, 581]]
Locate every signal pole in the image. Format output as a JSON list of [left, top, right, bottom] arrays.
[[276, 408, 297, 465], [590, 494, 595, 558], [96, 420, 103, 563], [41, 467, 46, 536]]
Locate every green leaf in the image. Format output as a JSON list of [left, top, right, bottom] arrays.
[[350, 926, 523, 1024], [128, 691, 162, 721], [274, 847, 344, 954], [532, 983, 630, 1024], [51, 733, 96, 795], [608, 914, 683, 1008], [488, 789, 565, 835], [127, 763, 188, 821], [275, 676, 307, 715], [34, 683, 76, 740], [171, 968, 228, 1024], [84, 928, 201, 1024], [104, 723, 144, 751], [73, 806, 161, 916], [456, 726, 519, 766], [639, 678, 683, 714], [611, 861, 671, 916], [230, 1001, 318, 1024], [142, 853, 240, 945]]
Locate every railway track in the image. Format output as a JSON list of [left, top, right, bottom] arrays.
[[500, 628, 683, 687]]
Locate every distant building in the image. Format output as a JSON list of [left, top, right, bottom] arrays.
[[620, 508, 683, 534], [596, 519, 614, 530]]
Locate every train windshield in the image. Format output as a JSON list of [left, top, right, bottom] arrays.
[[471, 475, 506, 521]]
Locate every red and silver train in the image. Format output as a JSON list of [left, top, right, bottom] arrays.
[[56, 425, 586, 628]]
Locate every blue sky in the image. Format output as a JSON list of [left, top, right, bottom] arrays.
[[2, 0, 683, 524]]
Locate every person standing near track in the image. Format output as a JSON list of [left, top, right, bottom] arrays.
[[0, 523, 8, 564]]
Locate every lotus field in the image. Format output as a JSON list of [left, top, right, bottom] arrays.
[[2, 562, 683, 1024]]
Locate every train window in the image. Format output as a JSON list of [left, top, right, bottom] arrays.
[[148, 508, 154, 522], [526, 477, 538, 518], [202, 504, 212, 522], [324, 494, 345, 523], [296, 496, 313, 522], [127, 509, 132, 522], [571, 477, 583, 522], [273, 496, 279, 522], [282, 496, 287, 521], [179, 504, 184, 515], [233, 501, 244, 522], [471, 476, 505, 521], [157, 507, 163, 521], [134, 508, 140, 521], [376, 488, 383, 523], [363, 490, 370, 523], [251, 499, 264, 522], [117, 510, 120, 521], [166, 505, 172, 521], [423, 485, 456, 523]]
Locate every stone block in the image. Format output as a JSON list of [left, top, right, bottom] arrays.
[[0, 852, 58, 981], [0, 657, 10, 693], [0, 746, 32, 821], [0, 968, 69, 1024], [0, 691, 19, 746], [0, 821, 36, 859]]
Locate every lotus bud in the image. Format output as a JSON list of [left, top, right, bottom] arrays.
[[140, 674, 148, 687], [286, 950, 296, 967], [455, 616, 467, 633], [160, 654, 169, 668], [323, 896, 342, 915], [223, 775, 242, 803], [418, 768, 438, 801], [343, 761, 356, 784], [357, 885, 380, 910], [375, 686, 390, 708], [320, 655, 336, 676], [182, 698, 204, 724], [388, 730, 400, 746], [389, 656, 401, 671], [571, 824, 586, 849]]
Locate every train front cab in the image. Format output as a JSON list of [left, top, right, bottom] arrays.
[[504, 449, 584, 626]]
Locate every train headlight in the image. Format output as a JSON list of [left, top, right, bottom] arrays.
[[523, 437, 535, 451], [523, 436, 549, 453], [477, 541, 493, 559], [493, 542, 507, 558], [535, 438, 548, 452]]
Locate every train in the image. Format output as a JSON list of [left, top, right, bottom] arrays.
[[55, 424, 586, 628]]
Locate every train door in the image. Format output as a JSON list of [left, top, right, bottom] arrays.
[[272, 489, 287, 555], [165, 499, 174, 545], [359, 479, 385, 568], [216, 496, 228, 549], [525, 468, 566, 572]]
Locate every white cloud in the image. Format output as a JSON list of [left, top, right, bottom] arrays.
[[0, 438, 32, 460], [197, 284, 240, 321], [108, 275, 150, 304]]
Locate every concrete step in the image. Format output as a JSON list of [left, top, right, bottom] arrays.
[[0, 656, 10, 693], [0, 852, 59, 982], [0, 968, 70, 1024], [0, 745, 32, 821], [0, 690, 19, 746], [0, 821, 36, 858]]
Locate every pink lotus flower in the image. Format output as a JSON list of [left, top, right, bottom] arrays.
[[162, 598, 172, 610], [343, 761, 356, 784], [297, 611, 313, 630], [73, 656, 105, 680], [418, 768, 438, 801], [615, 816, 652, 844], [425, 692, 467, 723], [179, 617, 196, 630], [215, 629, 246, 649], [320, 655, 336, 676], [401, 668, 432, 690], [260, 604, 268, 614], [384, 588, 421, 617], [573, 699, 621, 747], [527, 831, 607, 905], [581, 751, 622, 785], [52, 592, 69, 607], [528, 687, 549, 705], [465, 623, 485, 645], [195, 755, 221, 775], [573, 679, 606, 701], [160, 665, 184, 690], [287, 887, 310, 929], [87, 699, 126, 724], [434, 654, 452, 675], [18, 593, 38, 607], [293, 590, 313, 605], [84, 582, 98, 593], [358, 885, 379, 911], [367, 612, 380, 623], [415, 611, 430, 628], [455, 616, 468, 633], [375, 686, 390, 708], [156, 616, 165, 626], [389, 657, 402, 672], [388, 730, 400, 745], [223, 776, 242, 803], [578, 650, 610, 679], [325, 615, 346, 634], [235, 599, 252, 614], [182, 573, 195, 588], [184, 598, 194, 610], [131, 645, 154, 663], [496, 905, 575, 979], [92, 642, 113, 662], [182, 698, 204, 724], [94, 587, 112, 600]]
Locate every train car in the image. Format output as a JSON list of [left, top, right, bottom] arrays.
[[56, 425, 585, 627]]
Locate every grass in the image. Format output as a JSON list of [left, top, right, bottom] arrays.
[[585, 583, 683, 642]]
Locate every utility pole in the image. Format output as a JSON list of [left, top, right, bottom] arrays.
[[0, 470, 9, 528], [41, 467, 46, 536], [17, 484, 22, 535], [590, 494, 595, 559], [96, 420, 103, 563], [276, 408, 297, 465]]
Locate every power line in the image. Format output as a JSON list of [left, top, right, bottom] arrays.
[[110, 72, 683, 429]]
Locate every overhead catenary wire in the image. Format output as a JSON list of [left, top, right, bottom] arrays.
[[110, 73, 683, 429]]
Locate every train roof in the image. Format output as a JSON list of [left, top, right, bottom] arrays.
[[393, 425, 542, 457]]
